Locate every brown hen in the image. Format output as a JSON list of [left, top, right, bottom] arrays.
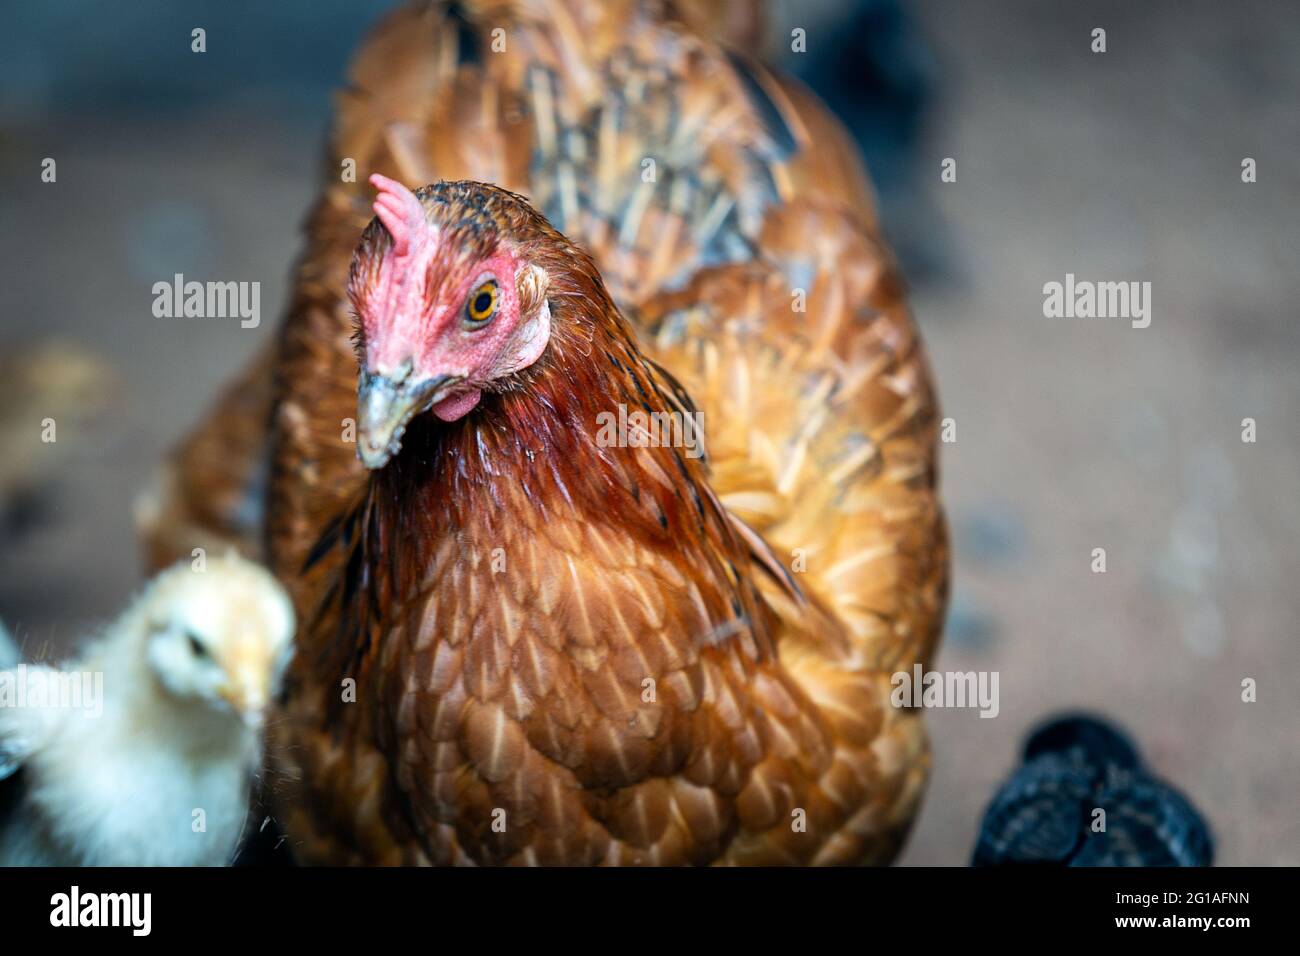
[[139, 0, 948, 865]]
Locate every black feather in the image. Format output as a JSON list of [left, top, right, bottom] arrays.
[[973, 714, 1213, 867]]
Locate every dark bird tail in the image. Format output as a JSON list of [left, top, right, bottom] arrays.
[[1023, 713, 1141, 777], [973, 713, 1214, 867]]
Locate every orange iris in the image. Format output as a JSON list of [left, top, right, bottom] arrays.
[[466, 280, 499, 323]]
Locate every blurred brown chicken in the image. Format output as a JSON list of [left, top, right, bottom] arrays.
[[139, 0, 948, 865], [1, 341, 116, 532]]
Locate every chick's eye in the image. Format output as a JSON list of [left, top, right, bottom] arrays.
[[186, 631, 209, 658], [465, 279, 499, 325]]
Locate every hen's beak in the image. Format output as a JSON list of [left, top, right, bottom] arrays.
[[357, 370, 461, 469]]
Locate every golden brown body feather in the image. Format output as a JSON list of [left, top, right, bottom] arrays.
[[139, 0, 947, 865]]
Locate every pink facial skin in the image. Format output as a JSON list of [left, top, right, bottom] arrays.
[[430, 388, 482, 422], [360, 175, 551, 422]]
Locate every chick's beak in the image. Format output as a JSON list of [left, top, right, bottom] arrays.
[[219, 679, 267, 728], [218, 659, 271, 727], [357, 369, 462, 469]]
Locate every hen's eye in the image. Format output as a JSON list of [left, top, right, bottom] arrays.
[[465, 279, 499, 326]]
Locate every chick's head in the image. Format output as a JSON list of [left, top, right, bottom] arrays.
[[142, 555, 294, 725]]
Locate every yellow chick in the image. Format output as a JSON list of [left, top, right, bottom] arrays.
[[0, 554, 293, 866]]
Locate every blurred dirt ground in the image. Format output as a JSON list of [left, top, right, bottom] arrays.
[[1, 0, 1296, 865]]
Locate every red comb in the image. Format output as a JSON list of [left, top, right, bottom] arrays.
[[369, 174, 424, 258]]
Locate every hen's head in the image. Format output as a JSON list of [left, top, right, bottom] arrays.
[[348, 175, 555, 469]]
